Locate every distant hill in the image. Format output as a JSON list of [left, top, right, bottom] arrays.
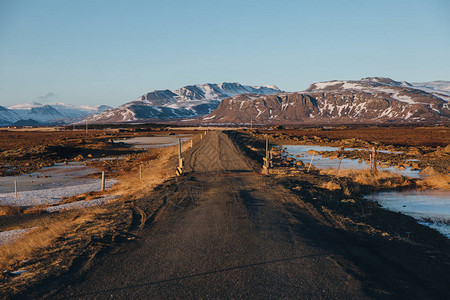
[[11, 119, 41, 127]]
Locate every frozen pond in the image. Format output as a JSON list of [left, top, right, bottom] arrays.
[[0, 162, 116, 207], [365, 190, 450, 238], [0, 162, 97, 193], [114, 135, 191, 149], [282, 145, 420, 178]]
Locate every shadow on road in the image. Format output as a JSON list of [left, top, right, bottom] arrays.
[[70, 253, 333, 298]]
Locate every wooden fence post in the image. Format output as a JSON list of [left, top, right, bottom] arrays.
[[101, 171, 105, 191], [139, 166, 142, 182], [307, 151, 316, 173], [372, 147, 377, 172], [14, 180, 18, 198]]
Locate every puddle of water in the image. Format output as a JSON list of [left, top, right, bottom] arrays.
[[283, 145, 420, 178], [365, 190, 450, 238], [114, 135, 191, 149]]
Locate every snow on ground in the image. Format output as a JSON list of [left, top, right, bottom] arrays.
[[45, 195, 119, 212], [0, 228, 33, 245], [309, 81, 434, 104], [312, 81, 345, 89], [0, 179, 117, 207]]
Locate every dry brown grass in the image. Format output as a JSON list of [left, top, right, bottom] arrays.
[[417, 173, 450, 190], [0, 209, 104, 270], [0, 205, 23, 216], [320, 181, 341, 191], [59, 191, 105, 205], [321, 168, 411, 188]]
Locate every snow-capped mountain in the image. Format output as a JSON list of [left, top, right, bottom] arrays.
[[83, 82, 282, 124], [201, 78, 449, 124], [0, 106, 21, 126], [1, 102, 112, 125]]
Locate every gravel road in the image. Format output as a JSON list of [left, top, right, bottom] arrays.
[[53, 131, 437, 299]]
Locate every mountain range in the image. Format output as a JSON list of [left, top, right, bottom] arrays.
[[201, 78, 450, 125], [82, 83, 282, 124], [0, 102, 112, 126], [2, 79, 449, 126]]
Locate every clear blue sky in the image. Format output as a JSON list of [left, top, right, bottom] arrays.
[[1, 0, 449, 107]]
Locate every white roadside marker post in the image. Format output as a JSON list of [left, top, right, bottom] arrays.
[[14, 180, 18, 198]]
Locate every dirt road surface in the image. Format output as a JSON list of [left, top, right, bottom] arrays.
[[46, 131, 438, 299]]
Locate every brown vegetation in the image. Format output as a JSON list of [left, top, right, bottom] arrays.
[[417, 173, 450, 190], [0, 210, 101, 270], [320, 169, 412, 188], [0, 205, 22, 216]]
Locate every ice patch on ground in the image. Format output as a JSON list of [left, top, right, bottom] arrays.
[[45, 195, 119, 212]]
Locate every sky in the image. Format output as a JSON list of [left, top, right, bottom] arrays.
[[0, 0, 449, 107]]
